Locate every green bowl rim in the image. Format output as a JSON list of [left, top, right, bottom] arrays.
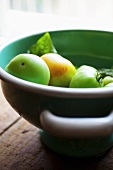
[[1, 29, 113, 98]]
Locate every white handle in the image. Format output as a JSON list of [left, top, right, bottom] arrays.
[[40, 110, 113, 138]]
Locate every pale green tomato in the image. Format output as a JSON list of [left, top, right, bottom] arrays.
[[77, 65, 97, 73], [103, 76, 113, 86], [5, 53, 50, 85], [41, 53, 76, 87], [105, 82, 113, 87], [69, 65, 103, 88]]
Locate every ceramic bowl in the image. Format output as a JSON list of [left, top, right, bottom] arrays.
[[1, 30, 113, 157]]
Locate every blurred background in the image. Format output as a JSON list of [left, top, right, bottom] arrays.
[[0, 0, 113, 39], [1, 0, 113, 18]]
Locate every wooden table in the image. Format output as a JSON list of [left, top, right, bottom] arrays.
[[0, 85, 113, 170]]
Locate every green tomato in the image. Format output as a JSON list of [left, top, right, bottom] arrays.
[[103, 76, 113, 86], [105, 82, 113, 87], [5, 53, 50, 85], [69, 65, 103, 88]]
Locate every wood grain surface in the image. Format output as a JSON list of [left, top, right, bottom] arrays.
[[0, 85, 113, 170]]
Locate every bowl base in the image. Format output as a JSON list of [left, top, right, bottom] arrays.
[[40, 130, 113, 158]]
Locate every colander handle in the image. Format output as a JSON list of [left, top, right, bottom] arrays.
[[40, 110, 113, 138]]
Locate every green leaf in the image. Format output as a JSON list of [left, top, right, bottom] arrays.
[[28, 32, 57, 56], [98, 68, 113, 78]]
